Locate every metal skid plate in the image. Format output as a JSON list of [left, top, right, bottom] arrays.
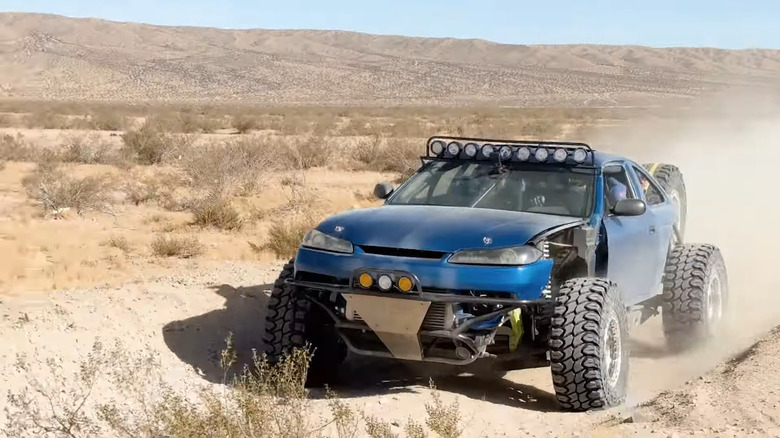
[[342, 293, 430, 361]]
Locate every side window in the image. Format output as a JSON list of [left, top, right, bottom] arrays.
[[602, 164, 636, 210], [632, 166, 665, 206]]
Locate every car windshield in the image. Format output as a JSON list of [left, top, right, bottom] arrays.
[[387, 160, 596, 217]]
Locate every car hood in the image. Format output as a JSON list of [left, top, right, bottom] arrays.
[[316, 205, 585, 254]]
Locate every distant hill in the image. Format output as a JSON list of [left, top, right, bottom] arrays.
[[1, 12, 779, 106]]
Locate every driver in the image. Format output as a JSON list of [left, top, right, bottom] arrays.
[[606, 177, 628, 207]]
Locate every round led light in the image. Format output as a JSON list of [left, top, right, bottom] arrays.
[[482, 144, 494, 158], [447, 142, 461, 156], [499, 146, 512, 160], [553, 148, 568, 162], [397, 276, 413, 293], [463, 143, 478, 157], [516, 147, 531, 161], [358, 273, 373, 288], [377, 275, 393, 291], [572, 148, 587, 163], [430, 140, 445, 155], [534, 147, 549, 162]]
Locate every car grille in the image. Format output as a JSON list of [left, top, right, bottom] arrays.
[[348, 302, 454, 330], [358, 245, 447, 260]]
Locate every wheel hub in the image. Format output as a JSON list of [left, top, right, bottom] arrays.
[[601, 308, 622, 389], [706, 273, 723, 329]]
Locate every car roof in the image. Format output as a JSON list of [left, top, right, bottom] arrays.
[[592, 150, 629, 167]]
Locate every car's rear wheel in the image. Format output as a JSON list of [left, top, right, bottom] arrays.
[[549, 278, 629, 411], [642, 163, 687, 241], [662, 243, 729, 352], [263, 260, 347, 386]]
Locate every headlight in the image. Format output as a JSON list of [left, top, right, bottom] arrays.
[[448, 245, 543, 266], [301, 229, 353, 254]]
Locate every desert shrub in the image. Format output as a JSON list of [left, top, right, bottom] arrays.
[[22, 162, 115, 216], [263, 216, 315, 260], [105, 235, 131, 253], [179, 137, 274, 197], [424, 380, 462, 438], [190, 195, 245, 231], [0, 133, 37, 161], [5, 333, 463, 438], [121, 121, 194, 165], [23, 110, 70, 129], [281, 135, 333, 170], [353, 134, 384, 166], [232, 114, 258, 134], [351, 136, 421, 181], [60, 134, 117, 165], [150, 234, 204, 258], [120, 168, 186, 208], [88, 111, 126, 131]]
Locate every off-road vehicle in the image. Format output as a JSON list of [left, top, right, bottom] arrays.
[[263, 136, 729, 411]]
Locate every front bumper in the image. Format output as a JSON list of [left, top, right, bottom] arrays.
[[290, 246, 555, 365], [293, 277, 550, 365], [294, 246, 554, 300]]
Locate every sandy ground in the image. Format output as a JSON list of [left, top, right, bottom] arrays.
[[3, 92, 780, 437]]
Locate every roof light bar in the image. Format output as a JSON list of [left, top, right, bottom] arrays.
[[499, 145, 512, 161], [430, 140, 445, 156], [425, 136, 595, 166], [447, 141, 461, 156], [517, 146, 531, 161], [553, 148, 568, 162], [572, 148, 588, 163]]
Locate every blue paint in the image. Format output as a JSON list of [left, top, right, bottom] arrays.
[[294, 146, 681, 330]]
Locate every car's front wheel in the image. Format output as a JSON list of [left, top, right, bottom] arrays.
[[263, 260, 347, 386], [549, 278, 630, 411]]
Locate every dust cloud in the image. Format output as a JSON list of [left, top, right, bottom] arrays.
[[588, 87, 780, 395]]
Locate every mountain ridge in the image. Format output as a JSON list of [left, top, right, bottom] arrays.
[[1, 12, 779, 105]]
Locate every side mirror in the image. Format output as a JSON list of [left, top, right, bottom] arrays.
[[373, 182, 395, 199], [612, 199, 646, 216]]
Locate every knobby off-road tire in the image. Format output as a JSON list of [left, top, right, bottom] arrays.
[[549, 278, 630, 411], [642, 163, 687, 240], [263, 260, 347, 386], [662, 243, 729, 352]]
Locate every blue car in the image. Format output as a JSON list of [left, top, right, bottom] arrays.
[[263, 136, 729, 411]]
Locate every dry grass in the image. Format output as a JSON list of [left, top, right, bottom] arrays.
[[59, 133, 119, 165], [5, 335, 462, 438], [190, 195, 246, 231], [0, 133, 37, 161], [104, 235, 131, 253], [263, 217, 316, 260], [21, 161, 116, 216], [150, 234, 204, 258], [232, 114, 258, 134], [120, 120, 194, 165], [179, 137, 275, 198]]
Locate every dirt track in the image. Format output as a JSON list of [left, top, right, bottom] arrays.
[[0, 259, 778, 437], [3, 93, 780, 437]]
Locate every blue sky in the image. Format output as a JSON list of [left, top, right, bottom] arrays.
[[3, 0, 778, 49]]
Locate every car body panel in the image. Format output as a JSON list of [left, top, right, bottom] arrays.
[[315, 205, 584, 254], [294, 246, 555, 300], [285, 137, 684, 366]]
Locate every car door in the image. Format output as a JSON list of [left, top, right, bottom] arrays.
[[601, 162, 657, 305], [629, 163, 677, 299]]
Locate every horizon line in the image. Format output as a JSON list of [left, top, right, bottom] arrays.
[[3, 10, 778, 52]]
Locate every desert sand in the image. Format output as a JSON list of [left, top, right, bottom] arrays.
[[1, 12, 780, 438]]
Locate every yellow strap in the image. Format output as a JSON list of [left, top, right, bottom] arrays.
[[509, 308, 524, 352], [647, 162, 660, 176]]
